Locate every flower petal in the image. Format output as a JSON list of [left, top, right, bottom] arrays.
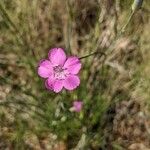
[[38, 59, 53, 78], [45, 77, 55, 90], [45, 78, 63, 93], [53, 80, 64, 93], [63, 57, 81, 74], [64, 75, 80, 90], [48, 48, 66, 66]]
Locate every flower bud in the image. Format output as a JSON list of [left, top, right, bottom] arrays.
[[132, 0, 143, 11], [70, 101, 83, 112]]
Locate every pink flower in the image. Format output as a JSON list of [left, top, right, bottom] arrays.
[[38, 48, 81, 93], [72, 101, 83, 112]]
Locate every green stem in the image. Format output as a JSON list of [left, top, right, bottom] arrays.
[[121, 10, 135, 33], [79, 51, 105, 60], [66, 0, 72, 54]]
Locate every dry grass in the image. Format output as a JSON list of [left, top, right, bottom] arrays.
[[0, 0, 150, 149]]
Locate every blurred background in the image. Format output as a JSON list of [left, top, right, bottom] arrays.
[[0, 0, 150, 149]]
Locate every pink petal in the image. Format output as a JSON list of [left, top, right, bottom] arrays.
[[53, 80, 64, 93], [38, 60, 53, 78], [64, 75, 80, 90], [45, 78, 63, 93], [45, 77, 55, 90], [63, 57, 81, 74], [48, 48, 66, 66]]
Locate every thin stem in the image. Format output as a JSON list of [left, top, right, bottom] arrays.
[[66, 0, 72, 54], [79, 51, 105, 60], [121, 10, 135, 33]]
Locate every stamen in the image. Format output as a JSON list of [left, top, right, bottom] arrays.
[[53, 66, 66, 80]]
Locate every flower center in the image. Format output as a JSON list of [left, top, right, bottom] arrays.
[[53, 65, 66, 80]]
